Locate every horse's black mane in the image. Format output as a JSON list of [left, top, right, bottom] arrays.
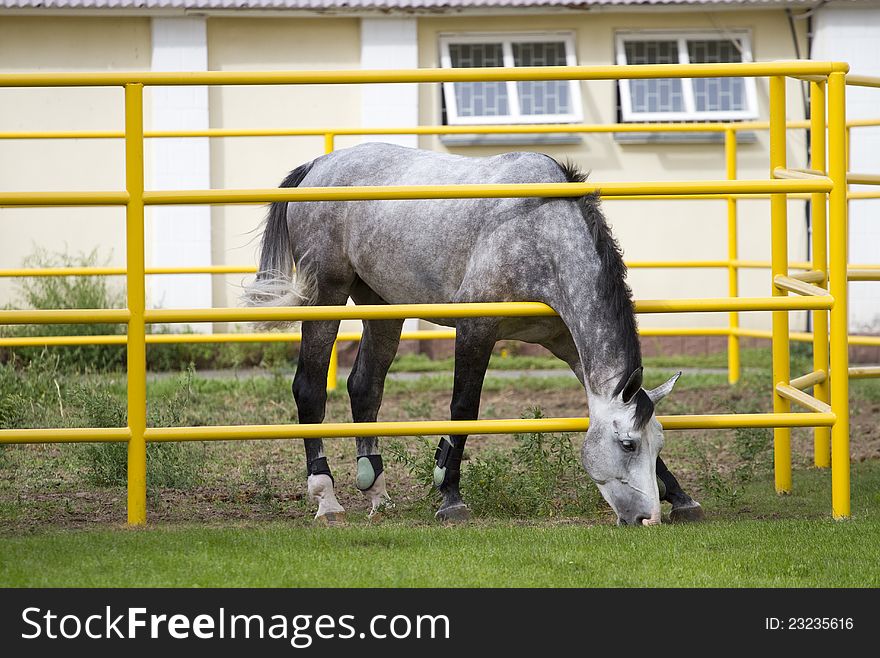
[[555, 161, 653, 427]]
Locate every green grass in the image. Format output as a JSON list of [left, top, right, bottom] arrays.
[[2, 463, 879, 588], [0, 522, 874, 587], [2, 342, 878, 588]]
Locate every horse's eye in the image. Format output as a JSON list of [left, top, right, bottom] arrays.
[[620, 439, 637, 453]]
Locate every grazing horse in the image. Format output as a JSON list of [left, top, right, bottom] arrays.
[[244, 143, 703, 526]]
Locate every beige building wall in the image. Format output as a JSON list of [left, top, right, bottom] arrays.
[[0, 16, 151, 307], [418, 10, 810, 331], [206, 17, 362, 312], [1, 10, 812, 336]]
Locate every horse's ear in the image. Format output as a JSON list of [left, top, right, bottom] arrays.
[[647, 371, 682, 404], [618, 367, 643, 403]]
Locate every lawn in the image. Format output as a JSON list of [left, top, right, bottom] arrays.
[[1, 345, 879, 587], [2, 462, 879, 587]]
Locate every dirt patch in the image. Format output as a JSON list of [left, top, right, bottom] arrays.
[[2, 379, 877, 534]]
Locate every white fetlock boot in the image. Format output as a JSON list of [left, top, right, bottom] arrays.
[[308, 473, 345, 525]]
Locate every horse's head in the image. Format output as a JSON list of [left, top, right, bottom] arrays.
[[582, 368, 680, 526]]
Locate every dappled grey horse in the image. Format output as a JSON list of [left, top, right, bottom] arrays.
[[244, 143, 703, 526]]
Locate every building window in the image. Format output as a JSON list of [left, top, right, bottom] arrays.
[[616, 31, 759, 122], [439, 33, 583, 125]]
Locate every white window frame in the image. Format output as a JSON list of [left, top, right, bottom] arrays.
[[616, 30, 759, 122], [439, 32, 584, 125]]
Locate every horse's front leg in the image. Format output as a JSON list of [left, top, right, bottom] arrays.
[[434, 318, 498, 522], [348, 318, 404, 520], [293, 318, 346, 525], [656, 456, 704, 522]]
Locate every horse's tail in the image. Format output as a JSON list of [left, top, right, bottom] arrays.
[[242, 162, 317, 313]]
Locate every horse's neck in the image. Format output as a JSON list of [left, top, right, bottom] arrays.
[[551, 278, 637, 398]]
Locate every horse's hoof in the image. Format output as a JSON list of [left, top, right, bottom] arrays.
[[315, 511, 346, 526], [435, 503, 470, 523], [670, 502, 705, 523]]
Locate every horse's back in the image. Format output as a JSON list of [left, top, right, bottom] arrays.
[[288, 143, 590, 314], [311, 142, 566, 188]]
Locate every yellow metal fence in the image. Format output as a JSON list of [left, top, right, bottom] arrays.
[[0, 61, 875, 522], [6, 115, 880, 389]]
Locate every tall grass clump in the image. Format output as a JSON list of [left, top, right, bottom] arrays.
[[75, 368, 206, 489], [0, 248, 127, 371], [0, 248, 302, 373], [463, 408, 603, 518], [387, 408, 604, 519], [694, 425, 773, 507]]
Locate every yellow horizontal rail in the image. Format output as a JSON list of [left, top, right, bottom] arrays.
[[146, 302, 555, 324], [848, 269, 880, 281], [636, 297, 832, 313], [734, 327, 806, 342], [0, 411, 835, 446], [847, 172, 880, 186], [845, 118, 880, 127], [734, 259, 811, 270], [734, 326, 880, 347], [0, 334, 128, 347], [849, 366, 880, 379], [789, 270, 826, 284], [0, 427, 131, 445], [0, 326, 737, 348], [606, 193, 813, 201], [773, 274, 829, 297], [0, 309, 131, 325], [141, 411, 834, 443], [141, 180, 832, 206], [773, 167, 828, 180], [790, 370, 827, 390], [627, 260, 731, 269], [16, 326, 880, 349], [0, 191, 129, 207], [846, 74, 880, 89], [8, 326, 880, 349], [0, 121, 818, 141], [775, 383, 833, 414], [5, 119, 880, 142], [5, 260, 860, 280], [0, 62, 849, 89], [0, 265, 256, 278], [139, 297, 832, 326], [0, 181, 829, 210]]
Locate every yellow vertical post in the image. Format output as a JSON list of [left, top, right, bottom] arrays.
[[770, 76, 792, 494], [828, 71, 850, 519], [324, 132, 338, 392], [810, 80, 831, 468], [125, 83, 147, 525], [725, 128, 740, 385], [845, 124, 852, 286], [327, 341, 339, 392]]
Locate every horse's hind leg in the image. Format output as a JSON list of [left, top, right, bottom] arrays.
[[294, 315, 345, 524], [435, 318, 498, 522], [347, 316, 404, 519]]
